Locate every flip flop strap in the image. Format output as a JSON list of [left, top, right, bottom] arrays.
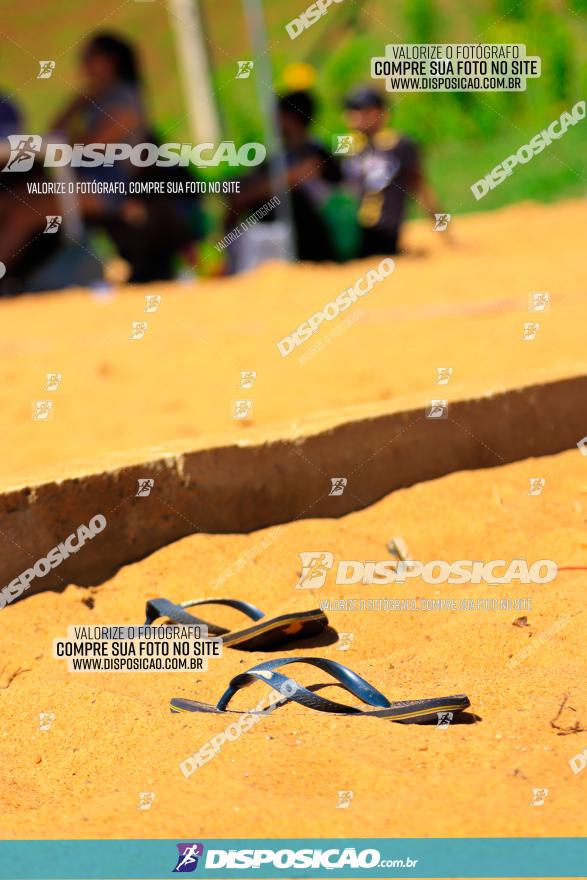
[[144, 597, 264, 636], [253, 657, 390, 705], [218, 670, 363, 714], [217, 657, 391, 714]]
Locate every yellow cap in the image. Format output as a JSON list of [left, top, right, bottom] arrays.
[[280, 62, 317, 92]]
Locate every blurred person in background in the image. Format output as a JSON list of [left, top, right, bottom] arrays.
[[51, 32, 148, 168], [226, 89, 346, 267], [0, 32, 200, 291], [342, 87, 443, 256], [52, 32, 202, 282], [0, 33, 146, 284], [0, 92, 67, 295]]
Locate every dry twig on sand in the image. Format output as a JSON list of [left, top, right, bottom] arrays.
[[0, 665, 31, 689], [550, 693, 585, 735]]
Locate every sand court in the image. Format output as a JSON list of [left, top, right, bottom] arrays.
[[0, 449, 585, 841], [1, 199, 586, 596], [0, 199, 585, 856], [0, 199, 585, 489]]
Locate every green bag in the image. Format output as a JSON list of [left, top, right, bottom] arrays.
[[319, 188, 362, 262]]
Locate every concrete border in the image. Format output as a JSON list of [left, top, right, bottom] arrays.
[[1, 373, 586, 598]]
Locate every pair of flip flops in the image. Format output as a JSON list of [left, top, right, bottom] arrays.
[[146, 596, 471, 724]]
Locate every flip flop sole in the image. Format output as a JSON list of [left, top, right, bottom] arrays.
[[375, 695, 471, 723], [170, 694, 470, 723], [221, 610, 328, 650]]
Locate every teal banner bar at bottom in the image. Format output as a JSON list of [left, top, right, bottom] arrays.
[[0, 838, 584, 879]]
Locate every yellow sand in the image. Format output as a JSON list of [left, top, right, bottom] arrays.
[[1, 449, 585, 840], [0, 199, 586, 489]]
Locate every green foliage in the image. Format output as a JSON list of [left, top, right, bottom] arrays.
[[404, 0, 442, 43], [421, 117, 587, 215], [492, 0, 530, 20], [3, 0, 585, 213]]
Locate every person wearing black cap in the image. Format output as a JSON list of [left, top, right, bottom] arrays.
[[227, 89, 342, 264], [342, 87, 442, 256]]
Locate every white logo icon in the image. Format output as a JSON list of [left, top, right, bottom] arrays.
[[436, 367, 453, 385], [426, 399, 448, 419], [2, 135, 42, 172], [129, 321, 148, 340], [531, 788, 548, 806], [522, 322, 539, 341], [32, 400, 53, 420], [44, 215, 62, 233], [437, 711, 453, 728], [433, 213, 451, 232], [37, 60, 56, 79], [336, 790, 354, 809], [337, 632, 354, 652], [236, 61, 254, 79], [44, 372, 62, 392], [528, 477, 545, 496], [529, 292, 550, 312], [144, 295, 161, 313], [329, 477, 347, 496], [296, 552, 334, 589], [334, 135, 354, 155], [239, 370, 257, 389], [233, 400, 252, 419], [39, 712, 55, 731], [137, 792, 156, 810], [136, 479, 155, 497]]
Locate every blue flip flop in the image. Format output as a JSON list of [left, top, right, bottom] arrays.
[[170, 657, 470, 724], [143, 597, 328, 650]]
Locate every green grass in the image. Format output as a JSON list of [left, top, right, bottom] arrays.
[[417, 115, 587, 216]]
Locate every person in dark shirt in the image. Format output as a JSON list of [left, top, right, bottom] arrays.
[[0, 33, 198, 287], [278, 90, 343, 262], [342, 87, 443, 256], [227, 90, 342, 264], [0, 33, 150, 279]]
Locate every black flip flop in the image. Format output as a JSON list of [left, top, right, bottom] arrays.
[[143, 598, 328, 651], [170, 657, 470, 724]]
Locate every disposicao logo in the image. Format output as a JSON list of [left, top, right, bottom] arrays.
[[173, 843, 204, 873], [2, 135, 42, 172], [203, 847, 385, 870], [0, 514, 107, 608], [277, 257, 394, 357], [2, 137, 266, 171], [296, 552, 335, 588], [470, 100, 585, 200], [296, 553, 559, 586]]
